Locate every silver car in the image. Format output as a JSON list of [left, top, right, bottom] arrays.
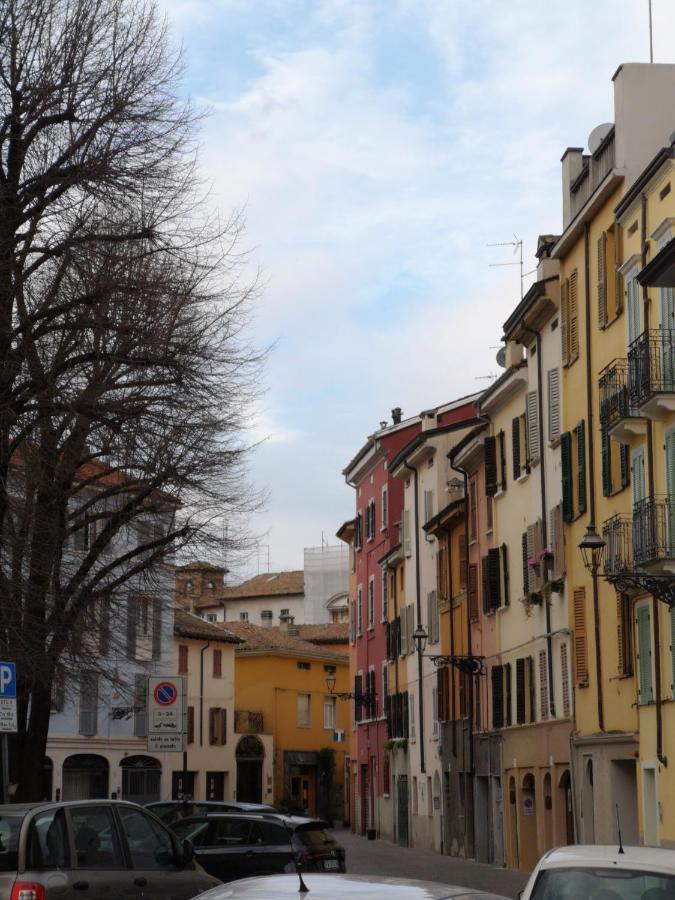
[[0, 799, 220, 899]]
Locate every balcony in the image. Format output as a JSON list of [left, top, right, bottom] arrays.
[[633, 497, 675, 572], [234, 710, 265, 734], [602, 514, 633, 578], [628, 329, 675, 419], [599, 359, 646, 443], [569, 128, 616, 221]]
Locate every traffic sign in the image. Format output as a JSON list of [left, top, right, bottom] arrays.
[[0, 662, 17, 734], [147, 676, 185, 752]]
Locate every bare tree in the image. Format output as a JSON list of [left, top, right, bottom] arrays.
[[0, 0, 263, 799]]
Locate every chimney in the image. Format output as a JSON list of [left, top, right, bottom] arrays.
[[560, 147, 585, 230], [391, 407, 402, 425], [279, 613, 295, 632], [420, 409, 437, 432]]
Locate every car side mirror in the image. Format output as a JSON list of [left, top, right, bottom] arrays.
[[181, 838, 195, 867]]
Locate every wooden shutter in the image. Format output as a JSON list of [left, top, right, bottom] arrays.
[[561, 277, 570, 365], [126, 597, 137, 660], [485, 436, 498, 496], [620, 444, 630, 489], [617, 594, 628, 676], [522, 532, 529, 596], [501, 543, 510, 606], [459, 530, 467, 589], [133, 673, 147, 738], [407, 604, 415, 655], [560, 644, 571, 717], [404, 509, 411, 557], [487, 547, 501, 609], [550, 504, 565, 579], [539, 650, 549, 721], [636, 605, 653, 705], [561, 432, 573, 521], [576, 421, 587, 515], [492, 666, 504, 729], [573, 587, 589, 686], [527, 656, 535, 723], [400, 610, 408, 655], [469, 479, 477, 541], [354, 674, 363, 721], [178, 644, 188, 674], [512, 416, 521, 480], [597, 232, 608, 327], [208, 707, 217, 744], [569, 269, 579, 361], [468, 564, 479, 621], [481, 555, 489, 614], [526, 391, 540, 460], [614, 222, 624, 313], [499, 430, 507, 491], [213, 649, 222, 677], [504, 662, 512, 726], [548, 369, 561, 442], [152, 596, 162, 660], [516, 658, 526, 724], [601, 428, 612, 497], [526, 524, 536, 590]]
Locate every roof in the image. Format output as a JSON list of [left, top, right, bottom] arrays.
[[176, 560, 227, 573], [173, 608, 242, 644], [388, 418, 479, 475], [615, 143, 675, 219], [536, 844, 675, 875], [448, 422, 488, 463], [295, 623, 349, 645], [638, 236, 675, 288], [222, 621, 348, 662], [195, 570, 305, 608], [502, 275, 559, 340]]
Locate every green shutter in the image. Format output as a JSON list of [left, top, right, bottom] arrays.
[[601, 429, 612, 497], [637, 605, 653, 705], [576, 421, 587, 515], [670, 605, 675, 698], [620, 444, 630, 489], [561, 432, 573, 522]]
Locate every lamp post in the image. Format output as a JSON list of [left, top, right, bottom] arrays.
[[325, 675, 376, 708]]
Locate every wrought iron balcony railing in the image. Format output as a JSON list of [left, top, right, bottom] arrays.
[[632, 496, 675, 568], [628, 329, 675, 409], [602, 514, 633, 577], [599, 359, 640, 430]]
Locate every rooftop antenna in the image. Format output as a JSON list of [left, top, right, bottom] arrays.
[[649, 0, 654, 63], [488, 235, 524, 300], [616, 803, 625, 854]]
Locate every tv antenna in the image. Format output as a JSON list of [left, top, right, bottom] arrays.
[[488, 235, 524, 300], [648, 0, 654, 63]]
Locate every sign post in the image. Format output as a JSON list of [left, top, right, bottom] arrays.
[[0, 662, 17, 803], [147, 676, 186, 753]]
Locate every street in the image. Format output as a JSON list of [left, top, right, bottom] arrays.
[[334, 829, 529, 898]]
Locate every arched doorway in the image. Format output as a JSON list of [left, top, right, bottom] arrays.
[[62, 754, 109, 800], [121, 755, 161, 805], [236, 736, 264, 803], [518, 773, 538, 873], [559, 770, 574, 844], [582, 758, 595, 844], [543, 772, 553, 849], [42, 757, 53, 802]]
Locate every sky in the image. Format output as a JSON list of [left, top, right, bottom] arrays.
[[159, 0, 675, 577]]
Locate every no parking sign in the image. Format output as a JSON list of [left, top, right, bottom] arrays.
[[147, 675, 186, 752]]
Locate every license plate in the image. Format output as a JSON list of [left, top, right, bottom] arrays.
[[323, 859, 339, 871]]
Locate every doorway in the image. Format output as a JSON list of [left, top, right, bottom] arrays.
[[610, 759, 639, 845], [642, 766, 658, 846], [581, 758, 595, 844], [397, 775, 409, 847], [559, 770, 574, 845], [290, 771, 316, 817], [236, 735, 264, 803], [121, 755, 161, 805], [62, 754, 109, 800]]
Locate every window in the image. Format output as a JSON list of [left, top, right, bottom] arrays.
[[427, 591, 440, 643], [261, 610, 273, 621], [207, 580, 215, 591], [354, 673, 363, 723], [357, 586, 363, 635], [366, 500, 375, 541], [355, 511, 363, 550], [118, 807, 174, 871], [409, 692, 416, 741], [597, 227, 623, 326], [504, 663, 512, 726], [70, 806, 125, 868], [323, 696, 336, 730], [491, 665, 504, 729], [381, 568, 388, 621], [239, 612, 248, 622], [485, 435, 498, 496], [79, 672, 98, 736], [297, 693, 311, 727], [206, 613, 217, 623], [468, 563, 478, 621], [423, 489, 434, 529], [208, 707, 227, 744], [515, 657, 534, 724], [403, 508, 412, 557], [561, 268, 579, 365], [185, 579, 193, 593], [412, 777, 418, 815], [178, 645, 188, 674], [212, 650, 222, 678], [280, 608, 289, 617], [297, 661, 310, 670], [601, 430, 629, 497], [367, 577, 375, 628], [28, 808, 70, 869], [539, 650, 549, 721], [561, 422, 587, 520], [381, 487, 388, 529], [350, 601, 356, 643], [627, 271, 641, 345], [432, 686, 438, 738]]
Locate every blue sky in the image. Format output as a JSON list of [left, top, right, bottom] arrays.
[[160, 0, 675, 575]]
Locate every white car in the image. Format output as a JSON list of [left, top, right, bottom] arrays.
[[519, 844, 675, 899]]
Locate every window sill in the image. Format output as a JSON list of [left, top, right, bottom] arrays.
[[609, 672, 633, 681], [515, 472, 530, 484], [494, 489, 505, 500], [485, 528, 493, 536], [548, 438, 561, 450]]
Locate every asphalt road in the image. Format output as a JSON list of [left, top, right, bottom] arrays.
[[334, 828, 529, 899]]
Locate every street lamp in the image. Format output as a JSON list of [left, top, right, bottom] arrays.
[[325, 675, 376, 706], [411, 623, 485, 675], [413, 624, 428, 655], [579, 522, 606, 577], [325, 674, 336, 695]]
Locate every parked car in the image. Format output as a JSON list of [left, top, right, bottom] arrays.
[[147, 801, 277, 826], [0, 799, 221, 899], [195, 873, 511, 899], [171, 813, 346, 883], [519, 844, 675, 899]]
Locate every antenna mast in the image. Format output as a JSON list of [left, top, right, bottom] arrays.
[[649, 0, 654, 63], [488, 235, 524, 300]]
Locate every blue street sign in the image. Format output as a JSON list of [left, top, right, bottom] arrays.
[[0, 662, 16, 699]]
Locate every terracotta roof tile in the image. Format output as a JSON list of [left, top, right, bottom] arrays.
[[173, 608, 242, 644], [222, 621, 347, 662], [296, 624, 349, 644], [194, 570, 304, 608], [176, 560, 227, 573]]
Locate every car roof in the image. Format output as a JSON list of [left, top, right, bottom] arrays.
[[195, 873, 510, 899], [0, 800, 144, 815], [175, 813, 329, 829], [539, 844, 675, 874]]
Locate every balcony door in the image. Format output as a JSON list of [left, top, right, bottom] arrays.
[[661, 284, 675, 390], [632, 449, 647, 563]]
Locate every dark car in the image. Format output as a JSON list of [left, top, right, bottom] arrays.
[[0, 799, 221, 899], [171, 813, 346, 883], [147, 801, 277, 827]]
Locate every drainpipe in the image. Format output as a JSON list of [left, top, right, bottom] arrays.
[[200, 640, 210, 746], [584, 222, 604, 732], [446, 519, 457, 757], [641, 193, 667, 766], [519, 320, 556, 718], [403, 460, 425, 775]]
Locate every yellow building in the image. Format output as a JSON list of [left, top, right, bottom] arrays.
[[555, 62, 675, 846], [224, 620, 350, 823]]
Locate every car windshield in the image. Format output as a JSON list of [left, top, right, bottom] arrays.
[[171, 820, 210, 844], [293, 827, 334, 847], [0, 815, 21, 871], [530, 866, 675, 899]]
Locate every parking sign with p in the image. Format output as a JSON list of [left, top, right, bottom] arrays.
[[0, 662, 16, 698], [0, 661, 17, 734]]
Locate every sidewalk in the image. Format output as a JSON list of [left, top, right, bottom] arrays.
[[334, 828, 529, 899]]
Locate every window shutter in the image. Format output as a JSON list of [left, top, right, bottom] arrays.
[[354, 675, 363, 722], [526, 391, 540, 460], [133, 673, 147, 737], [468, 564, 478, 620], [550, 504, 565, 579], [617, 594, 626, 676], [561, 432, 573, 521], [209, 708, 216, 744], [637, 605, 653, 704], [561, 277, 570, 365], [79, 673, 98, 736], [516, 658, 525, 724], [539, 650, 549, 721], [527, 656, 536, 723], [498, 430, 507, 491], [576, 421, 587, 515], [213, 649, 222, 678], [187, 706, 195, 744], [404, 509, 412, 557], [597, 232, 608, 327], [481, 555, 489, 614], [601, 428, 612, 497], [501, 543, 510, 606], [569, 269, 579, 361], [548, 369, 561, 443], [526, 524, 536, 590], [492, 666, 504, 728], [573, 587, 589, 686], [512, 417, 521, 480], [670, 606, 675, 696], [459, 530, 467, 590], [126, 597, 137, 660], [152, 597, 162, 660], [485, 436, 498, 496], [620, 443, 630, 489], [522, 532, 529, 596], [407, 604, 415, 655], [504, 662, 512, 726], [98, 600, 110, 656], [560, 644, 571, 717], [487, 547, 501, 609], [401, 611, 408, 655], [614, 223, 624, 313], [178, 644, 188, 674]]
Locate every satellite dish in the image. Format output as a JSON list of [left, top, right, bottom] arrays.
[[588, 123, 613, 154], [496, 346, 506, 368]]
